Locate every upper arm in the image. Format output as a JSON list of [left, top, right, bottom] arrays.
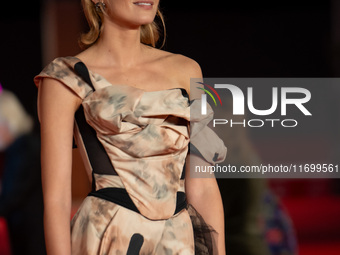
[[38, 78, 82, 205], [179, 56, 226, 195]]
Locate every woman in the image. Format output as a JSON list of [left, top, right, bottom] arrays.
[[35, 0, 227, 254]]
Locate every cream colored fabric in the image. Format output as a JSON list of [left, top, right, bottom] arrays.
[[34, 57, 227, 254]]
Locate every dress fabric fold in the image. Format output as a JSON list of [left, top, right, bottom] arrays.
[[34, 56, 227, 254]]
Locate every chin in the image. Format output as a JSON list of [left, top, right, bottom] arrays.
[[137, 16, 156, 25]]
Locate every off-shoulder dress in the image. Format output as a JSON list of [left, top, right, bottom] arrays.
[[34, 56, 227, 255]]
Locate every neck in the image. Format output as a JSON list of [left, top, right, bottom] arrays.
[[91, 20, 146, 69]]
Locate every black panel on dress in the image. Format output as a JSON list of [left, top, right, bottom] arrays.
[[74, 62, 118, 182], [127, 234, 144, 255], [88, 187, 188, 215], [179, 87, 189, 100], [75, 106, 118, 177], [74, 62, 93, 88], [181, 160, 186, 180]]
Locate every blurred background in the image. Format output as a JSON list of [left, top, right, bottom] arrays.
[[0, 0, 339, 254]]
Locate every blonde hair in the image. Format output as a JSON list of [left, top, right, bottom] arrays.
[[80, 0, 166, 48], [0, 90, 33, 138]]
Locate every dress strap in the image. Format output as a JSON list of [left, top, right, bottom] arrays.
[[73, 61, 119, 189], [74, 61, 96, 91]]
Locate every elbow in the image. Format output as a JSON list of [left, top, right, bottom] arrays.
[[186, 178, 220, 204], [43, 189, 72, 214]]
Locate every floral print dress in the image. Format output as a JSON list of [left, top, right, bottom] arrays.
[[34, 57, 227, 255]]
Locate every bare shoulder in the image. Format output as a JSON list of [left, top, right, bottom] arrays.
[[169, 54, 203, 95], [171, 54, 202, 77], [152, 50, 203, 93], [38, 78, 82, 112], [149, 47, 202, 75]]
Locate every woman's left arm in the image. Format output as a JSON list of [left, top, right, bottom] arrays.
[[176, 54, 226, 253], [185, 154, 226, 255]]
